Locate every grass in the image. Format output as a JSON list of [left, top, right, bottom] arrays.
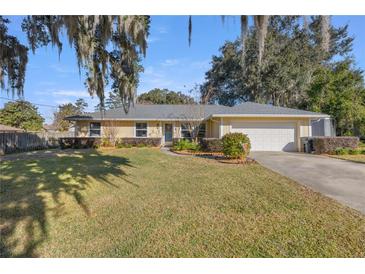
[[1, 148, 364, 257], [330, 154, 365, 164]]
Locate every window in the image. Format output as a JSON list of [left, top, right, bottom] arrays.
[[136, 122, 147, 137], [197, 123, 206, 138], [181, 123, 191, 138], [89, 122, 101, 137], [181, 123, 206, 139]]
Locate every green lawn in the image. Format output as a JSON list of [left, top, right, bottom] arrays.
[[330, 154, 365, 164], [1, 148, 364, 257]]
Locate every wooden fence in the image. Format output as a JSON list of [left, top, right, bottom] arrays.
[[0, 132, 72, 155]]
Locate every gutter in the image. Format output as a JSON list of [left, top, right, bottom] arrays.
[[209, 114, 330, 119]]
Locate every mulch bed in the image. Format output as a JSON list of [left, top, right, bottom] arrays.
[[170, 149, 256, 165]]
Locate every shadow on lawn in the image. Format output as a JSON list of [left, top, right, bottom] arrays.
[[0, 149, 133, 258]]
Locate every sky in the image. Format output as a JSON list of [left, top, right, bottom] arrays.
[[1, 16, 365, 123]]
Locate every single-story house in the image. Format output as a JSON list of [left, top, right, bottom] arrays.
[[65, 102, 331, 152]]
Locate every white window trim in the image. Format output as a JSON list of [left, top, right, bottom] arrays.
[[180, 122, 206, 138], [89, 122, 102, 137], [134, 121, 149, 138], [180, 123, 191, 138]]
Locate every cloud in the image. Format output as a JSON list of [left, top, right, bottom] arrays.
[[147, 36, 160, 43], [190, 59, 211, 70], [52, 90, 89, 97], [55, 99, 73, 105], [156, 26, 168, 34], [50, 64, 78, 74], [161, 59, 180, 67]]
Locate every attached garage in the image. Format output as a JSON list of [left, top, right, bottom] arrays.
[[230, 121, 297, 151]]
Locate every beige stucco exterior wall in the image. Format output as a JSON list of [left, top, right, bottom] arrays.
[[75, 121, 89, 137], [101, 121, 134, 138], [147, 121, 162, 138], [75, 120, 134, 138]]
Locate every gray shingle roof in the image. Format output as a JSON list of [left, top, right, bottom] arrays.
[[219, 102, 329, 116], [65, 102, 329, 121]]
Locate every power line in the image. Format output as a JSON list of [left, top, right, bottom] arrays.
[[0, 96, 58, 108]]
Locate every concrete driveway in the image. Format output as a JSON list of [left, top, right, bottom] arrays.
[[251, 152, 365, 214]]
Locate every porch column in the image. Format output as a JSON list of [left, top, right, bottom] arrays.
[[219, 117, 223, 138]]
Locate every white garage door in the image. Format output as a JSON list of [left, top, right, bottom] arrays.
[[231, 122, 297, 151]]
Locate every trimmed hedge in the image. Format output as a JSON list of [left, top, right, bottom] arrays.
[[200, 138, 223, 152], [312, 137, 359, 154], [59, 137, 101, 149], [115, 137, 161, 147]]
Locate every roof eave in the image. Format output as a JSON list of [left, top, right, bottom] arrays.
[[64, 117, 205, 121], [209, 114, 330, 118]]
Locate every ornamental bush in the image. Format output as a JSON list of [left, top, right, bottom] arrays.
[[222, 133, 251, 159], [173, 139, 200, 151], [200, 138, 223, 152], [312, 137, 359, 154]]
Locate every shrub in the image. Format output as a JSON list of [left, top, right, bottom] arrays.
[[115, 137, 161, 147], [200, 138, 223, 152], [312, 137, 359, 154], [101, 138, 112, 147], [335, 147, 350, 155], [173, 139, 200, 151], [349, 149, 361, 155], [222, 133, 251, 159]]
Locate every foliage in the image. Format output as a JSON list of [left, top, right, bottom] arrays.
[[173, 139, 200, 151], [306, 60, 365, 136], [101, 138, 113, 147], [312, 136, 359, 154], [1, 16, 150, 112], [201, 16, 353, 107], [115, 137, 161, 147], [74, 98, 88, 113], [0, 100, 44, 131], [189, 15, 330, 65], [0, 17, 28, 95], [138, 88, 195, 105], [222, 133, 251, 159], [335, 147, 350, 155], [200, 138, 223, 152], [53, 98, 88, 131]]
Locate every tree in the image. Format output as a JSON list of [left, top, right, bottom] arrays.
[[306, 60, 365, 136], [201, 16, 353, 108], [138, 88, 195, 104], [53, 98, 87, 131], [75, 98, 88, 113], [0, 17, 28, 96], [1, 16, 150, 112], [0, 100, 44, 131], [1, 15, 331, 113], [188, 15, 331, 64]]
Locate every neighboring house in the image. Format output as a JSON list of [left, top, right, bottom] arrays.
[[65, 102, 330, 152], [43, 124, 58, 133], [0, 124, 24, 133]]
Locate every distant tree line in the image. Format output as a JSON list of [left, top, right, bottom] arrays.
[[95, 88, 195, 111]]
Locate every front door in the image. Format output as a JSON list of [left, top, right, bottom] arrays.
[[164, 123, 173, 143]]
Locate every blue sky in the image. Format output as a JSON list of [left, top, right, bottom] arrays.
[[1, 16, 365, 123]]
